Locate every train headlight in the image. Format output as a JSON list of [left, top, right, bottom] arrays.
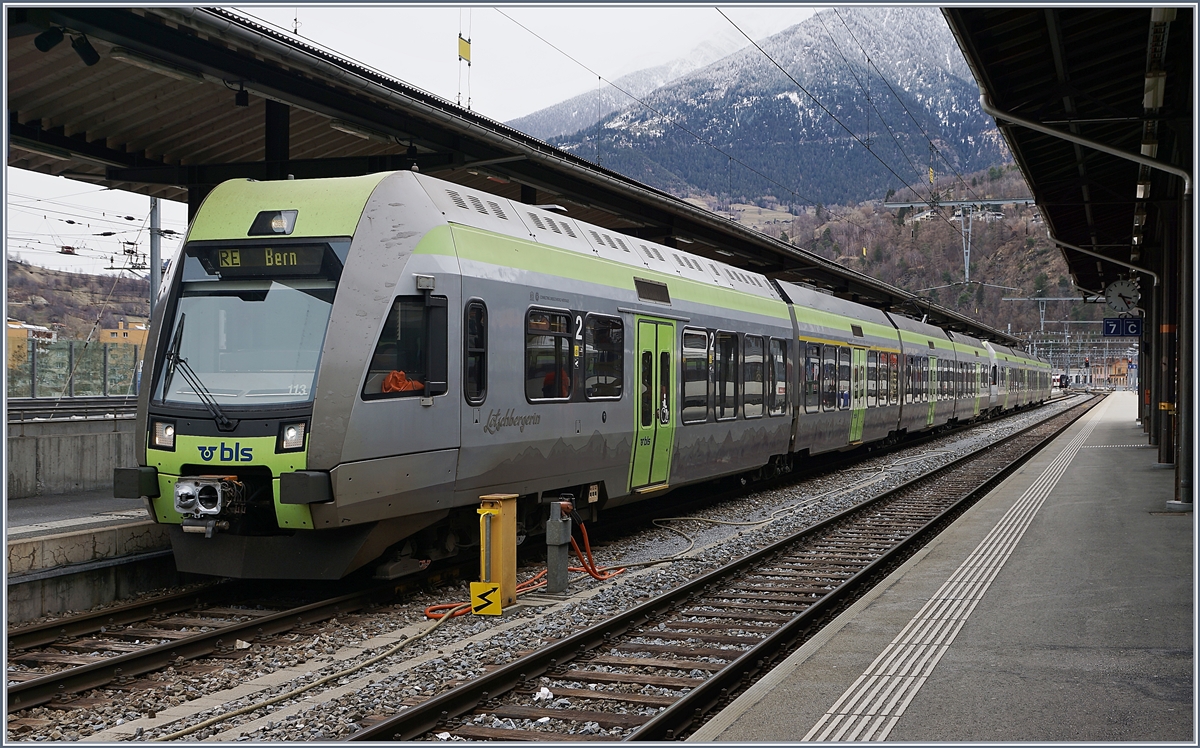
[[278, 421, 306, 452], [152, 420, 176, 451]]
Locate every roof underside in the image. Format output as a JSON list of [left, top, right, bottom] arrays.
[[7, 7, 1039, 345], [944, 7, 1193, 296]]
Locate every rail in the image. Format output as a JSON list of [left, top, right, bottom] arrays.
[[7, 396, 138, 422], [348, 395, 1100, 741]]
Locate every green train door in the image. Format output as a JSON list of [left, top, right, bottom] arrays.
[[849, 347, 867, 442], [927, 355, 937, 427], [630, 317, 676, 491]]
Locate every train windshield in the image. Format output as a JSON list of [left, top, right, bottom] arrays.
[[153, 241, 347, 407]]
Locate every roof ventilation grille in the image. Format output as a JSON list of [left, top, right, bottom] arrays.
[[446, 190, 469, 210], [468, 195, 488, 214], [487, 201, 508, 220], [528, 213, 547, 230]]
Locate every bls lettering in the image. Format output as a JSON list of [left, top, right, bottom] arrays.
[[197, 442, 253, 462]]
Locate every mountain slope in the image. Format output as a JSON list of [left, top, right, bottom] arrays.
[[541, 7, 1007, 206]]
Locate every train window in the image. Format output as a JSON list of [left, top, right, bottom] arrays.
[[804, 343, 821, 413], [714, 332, 738, 420], [640, 351, 653, 427], [867, 351, 878, 407], [526, 309, 572, 401], [838, 347, 850, 410], [363, 295, 448, 399], [743, 335, 764, 418], [889, 353, 899, 404], [464, 301, 487, 405], [584, 315, 623, 400], [822, 346, 838, 411], [682, 329, 709, 424], [768, 338, 787, 416], [991, 364, 998, 386]]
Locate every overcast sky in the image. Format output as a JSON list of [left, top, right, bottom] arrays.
[[5, 5, 816, 278]]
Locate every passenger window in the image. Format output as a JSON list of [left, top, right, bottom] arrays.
[[822, 346, 838, 411], [768, 338, 787, 416], [743, 335, 764, 418], [464, 301, 486, 405], [660, 352, 671, 422], [363, 295, 447, 399], [804, 343, 821, 413], [682, 329, 709, 423], [867, 350, 878, 407], [640, 351, 652, 426], [526, 309, 572, 401], [584, 315, 623, 399], [838, 347, 850, 410], [715, 332, 738, 420]]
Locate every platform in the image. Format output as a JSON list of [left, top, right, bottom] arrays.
[[692, 391, 1193, 743], [6, 489, 173, 624]]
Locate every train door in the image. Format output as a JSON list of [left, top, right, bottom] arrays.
[[629, 317, 676, 491], [973, 362, 982, 417], [849, 347, 866, 442], [926, 355, 937, 427]]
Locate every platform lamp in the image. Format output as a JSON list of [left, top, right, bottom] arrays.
[[70, 34, 100, 66], [33, 27, 64, 52]]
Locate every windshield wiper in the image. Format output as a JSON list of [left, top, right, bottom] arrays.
[[162, 313, 186, 398], [163, 313, 235, 431]]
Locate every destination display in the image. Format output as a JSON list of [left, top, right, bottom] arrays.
[[201, 245, 327, 276]]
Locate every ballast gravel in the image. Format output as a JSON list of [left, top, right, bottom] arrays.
[[6, 398, 1087, 742]]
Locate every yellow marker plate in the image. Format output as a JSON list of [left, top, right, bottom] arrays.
[[470, 582, 502, 616]]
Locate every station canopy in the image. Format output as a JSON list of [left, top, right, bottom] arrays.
[[944, 7, 1192, 296], [9, 7, 1030, 344]]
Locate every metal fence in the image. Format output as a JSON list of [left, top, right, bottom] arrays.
[[7, 339, 142, 400]]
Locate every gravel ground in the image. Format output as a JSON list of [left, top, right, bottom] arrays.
[[6, 397, 1088, 742]]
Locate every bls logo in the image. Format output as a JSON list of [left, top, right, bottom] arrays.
[[197, 442, 253, 462]]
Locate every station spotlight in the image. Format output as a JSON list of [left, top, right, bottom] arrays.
[[71, 34, 100, 66], [33, 27, 64, 52], [235, 88, 249, 107]]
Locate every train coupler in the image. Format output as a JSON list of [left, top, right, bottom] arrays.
[[180, 517, 230, 538]]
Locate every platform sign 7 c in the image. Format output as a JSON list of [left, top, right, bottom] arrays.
[[1103, 318, 1142, 337]]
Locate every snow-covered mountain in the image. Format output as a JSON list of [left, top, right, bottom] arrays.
[[506, 31, 749, 142], [509, 8, 1006, 206]]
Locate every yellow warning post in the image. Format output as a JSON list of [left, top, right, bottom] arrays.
[[476, 493, 517, 614]]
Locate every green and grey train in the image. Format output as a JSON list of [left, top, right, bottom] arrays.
[[114, 171, 1052, 579]]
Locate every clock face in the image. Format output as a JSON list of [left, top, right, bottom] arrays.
[[1105, 280, 1140, 312]]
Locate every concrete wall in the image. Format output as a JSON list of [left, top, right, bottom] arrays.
[[7, 416, 137, 498]]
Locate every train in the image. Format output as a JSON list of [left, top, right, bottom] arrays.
[[114, 170, 1052, 580]]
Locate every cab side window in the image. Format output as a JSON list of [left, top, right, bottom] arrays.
[[526, 310, 572, 401], [464, 301, 487, 404], [364, 295, 447, 399]]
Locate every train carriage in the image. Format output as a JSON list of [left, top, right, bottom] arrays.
[[115, 170, 1050, 580], [947, 331, 991, 421], [777, 281, 902, 456]]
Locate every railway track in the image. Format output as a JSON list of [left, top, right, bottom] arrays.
[[5, 567, 472, 714], [350, 395, 1101, 741], [7, 396, 137, 421]]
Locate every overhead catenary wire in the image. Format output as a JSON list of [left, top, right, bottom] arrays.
[[717, 8, 969, 246], [493, 8, 900, 250], [832, 9, 987, 205]]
